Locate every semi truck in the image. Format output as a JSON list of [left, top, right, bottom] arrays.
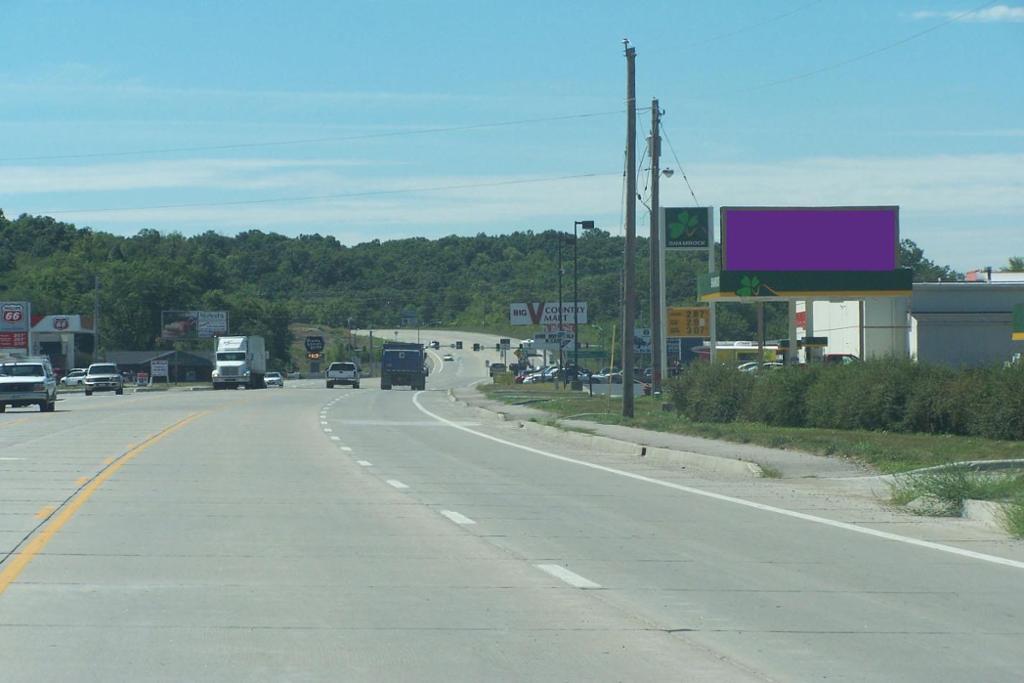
[[380, 341, 427, 390], [212, 335, 267, 389]]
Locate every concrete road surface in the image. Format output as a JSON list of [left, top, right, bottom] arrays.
[[1, 342, 1022, 681]]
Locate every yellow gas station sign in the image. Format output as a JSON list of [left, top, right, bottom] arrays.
[[667, 307, 709, 337]]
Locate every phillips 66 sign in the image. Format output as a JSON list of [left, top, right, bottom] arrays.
[[0, 301, 31, 351]]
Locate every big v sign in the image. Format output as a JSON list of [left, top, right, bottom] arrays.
[[509, 302, 587, 326]]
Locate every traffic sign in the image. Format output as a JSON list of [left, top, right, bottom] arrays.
[[304, 335, 325, 353]]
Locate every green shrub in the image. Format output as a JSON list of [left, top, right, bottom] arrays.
[[670, 363, 754, 423], [972, 364, 1024, 441], [743, 366, 819, 427]]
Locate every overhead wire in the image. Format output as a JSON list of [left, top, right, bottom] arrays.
[[0, 110, 624, 163], [37, 171, 620, 215], [659, 125, 700, 207], [683, 0, 826, 52]]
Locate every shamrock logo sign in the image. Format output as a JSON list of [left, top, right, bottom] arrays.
[[667, 210, 702, 242], [736, 275, 761, 297]]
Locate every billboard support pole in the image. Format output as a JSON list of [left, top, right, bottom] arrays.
[[708, 208, 716, 363], [649, 98, 663, 396]]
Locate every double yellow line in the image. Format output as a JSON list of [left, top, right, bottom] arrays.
[[0, 411, 205, 595]]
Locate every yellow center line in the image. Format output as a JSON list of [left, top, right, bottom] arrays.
[[34, 505, 56, 520], [75, 476, 88, 486], [0, 411, 207, 596], [0, 417, 31, 429]]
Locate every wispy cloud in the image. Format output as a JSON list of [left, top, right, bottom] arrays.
[[912, 4, 1024, 22]]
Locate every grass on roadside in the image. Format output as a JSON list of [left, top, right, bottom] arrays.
[[480, 383, 1024, 474], [889, 468, 1024, 537]]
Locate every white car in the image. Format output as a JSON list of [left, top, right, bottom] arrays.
[[60, 368, 88, 385], [265, 371, 284, 388], [442, 353, 454, 361]]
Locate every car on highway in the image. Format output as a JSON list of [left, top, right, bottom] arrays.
[[60, 368, 88, 385], [265, 371, 284, 387], [442, 353, 454, 361], [0, 357, 58, 412], [326, 361, 360, 389], [84, 363, 124, 396]]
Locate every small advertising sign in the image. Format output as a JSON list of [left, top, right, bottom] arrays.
[[663, 207, 712, 251], [510, 302, 587, 326], [667, 307, 708, 337], [150, 359, 170, 378], [634, 327, 652, 354], [161, 310, 229, 339], [304, 336, 325, 353]]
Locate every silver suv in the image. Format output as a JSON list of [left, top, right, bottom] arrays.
[[84, 363, 124, 396], [0, 358, 58, 412], [326, 361, 360, 389]]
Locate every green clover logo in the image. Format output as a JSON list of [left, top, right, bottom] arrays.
[[668, 212, 702, 242], [736, 275, 761, 297]]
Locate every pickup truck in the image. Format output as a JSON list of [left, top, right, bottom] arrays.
[[326, 361, 360, 389], [0, 358, 58, 412]]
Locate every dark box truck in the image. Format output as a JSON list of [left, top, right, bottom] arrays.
[[381, 341, 427, 390]]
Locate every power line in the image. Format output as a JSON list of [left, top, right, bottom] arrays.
[[747, 0, 998, 91], [685, 0, 826, 51], [0, 110, 623, 163], [659, 125, 700, 207], [38, 171, 620, 215]]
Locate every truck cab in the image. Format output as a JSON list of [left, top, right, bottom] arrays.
[[212, 336, 267, 389]]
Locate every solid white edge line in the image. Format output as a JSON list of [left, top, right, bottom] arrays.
[[440, 510, 477, 525], [535, 564, 602, 589], [386, 479, 409, 489], [357, 460, 373, 467], [427, 348, 445, 376], [411, 392, 1024, 572]]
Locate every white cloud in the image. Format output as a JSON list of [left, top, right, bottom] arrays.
[[912, 5, 1024, 22]]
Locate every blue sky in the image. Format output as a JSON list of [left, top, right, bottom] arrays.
[[1, 0, 1021, 271]]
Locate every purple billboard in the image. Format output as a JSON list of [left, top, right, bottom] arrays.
[[721, 206, 898, 271]]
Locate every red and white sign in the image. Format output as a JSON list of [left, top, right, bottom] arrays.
[[542, 323, 576, 334], [53, 317, 69, 331], [0, 301, 31, 350], [510, 302, 587, 326]]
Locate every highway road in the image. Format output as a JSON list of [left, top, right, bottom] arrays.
[[1, 333, 1022, 681]]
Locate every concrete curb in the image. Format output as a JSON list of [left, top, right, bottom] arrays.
[[446, 388, 763, 478], [963, 499, 1016, 532]]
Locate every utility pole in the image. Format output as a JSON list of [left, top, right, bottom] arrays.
[[649, 98, 663, 396], [557, 232, 564, 387], [622, 40, 637, 418], [93, 274, 101, 362]]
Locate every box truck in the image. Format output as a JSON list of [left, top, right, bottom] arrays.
[[380, 341, 427, 390], [212, 336, 267, 389]]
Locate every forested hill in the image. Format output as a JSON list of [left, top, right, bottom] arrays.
[[0, 211, 960, 365]]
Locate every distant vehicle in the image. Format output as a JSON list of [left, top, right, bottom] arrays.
[[0, 358, 58, 412], [429, 340, 440, 349], [442, 353, 454, 362], [823, 354, 861, 366], [60, 368, 88, 385], [326, 362, 360, 389], [381, 341, 427, 390], [489, 362, 507, 376], [212, 336, 267, 390], [264, 371, 284, 388], [84, 363, 124, 396], [738, 361, 784, 373]]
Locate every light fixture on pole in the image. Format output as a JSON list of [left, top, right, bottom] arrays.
[[572, 220, 596, 389]]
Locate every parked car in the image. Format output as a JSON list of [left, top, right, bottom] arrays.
[[824, 354, 861, 365], [84, 363, 124, 396], [0, 358, 58, 412], [265, 371, 284, 388], [60, 368, 88, 385]]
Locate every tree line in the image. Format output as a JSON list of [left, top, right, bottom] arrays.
[[1, 209, 984, 367]]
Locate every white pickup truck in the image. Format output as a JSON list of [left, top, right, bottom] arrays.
[[325, 361, 360, 389]]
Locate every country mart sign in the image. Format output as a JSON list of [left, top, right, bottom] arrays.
[[509, 302, 587, 326]]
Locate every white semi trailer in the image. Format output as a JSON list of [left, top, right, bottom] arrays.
[[212, 336, 267, 389]]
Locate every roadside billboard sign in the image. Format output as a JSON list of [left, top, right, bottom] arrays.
[[304, 335, 325, 353], [1013, 304, 1024, 341], [161, 310, 229, 339], [150, 359, 169, 378], [634, 327, 652, 354], [721, 206, 899, 271], [662, 207, 712, 250], [510, 302, 587, 326], [667, 307, 708, 337], [0, 301, 31, 351]]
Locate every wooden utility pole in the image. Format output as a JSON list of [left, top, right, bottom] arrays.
[[622, 40, 637, 418], [649, 98, 662, 395]]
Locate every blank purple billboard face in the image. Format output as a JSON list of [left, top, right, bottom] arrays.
[[721, 207, 898, 271]]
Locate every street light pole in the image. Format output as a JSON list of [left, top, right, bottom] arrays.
[[573, 220, 595, 387]]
